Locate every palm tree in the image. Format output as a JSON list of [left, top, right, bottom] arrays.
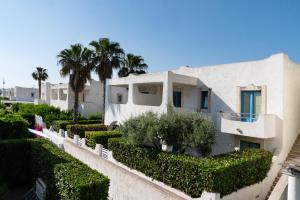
[[118, 53, 148, 77], [32, 67, 49, 99], [90, 38, 124, 122], [57, 44, 94, 122]]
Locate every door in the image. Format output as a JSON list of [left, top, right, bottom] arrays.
[[173, 91, 182, 107], [241, 91, 261, 122]]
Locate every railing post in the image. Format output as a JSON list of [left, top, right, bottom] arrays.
[[73, 135, 79, 145], [81, 138, 87, 147], [95, 144, 103, 157], [59, 129, 65, 138]]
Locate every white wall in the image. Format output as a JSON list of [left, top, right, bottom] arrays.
[[12, 86, 39, 102], [132, 84, 163, 106]]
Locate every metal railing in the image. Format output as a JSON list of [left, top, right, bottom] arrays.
[[221, 112, 258, 122]]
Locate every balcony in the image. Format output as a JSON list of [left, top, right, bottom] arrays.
[[220, 112, 280, 139]]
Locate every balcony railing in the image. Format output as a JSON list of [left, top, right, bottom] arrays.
[[221, 112, 258, 122], [220, 112, 279, 139]]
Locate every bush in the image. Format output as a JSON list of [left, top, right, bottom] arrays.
[[0, 111, 29, 139], [52, 120, 102, 132], [108, 138, 272, 197], [88, 112, 103, 121], [30, 139, 109, 200], [21, 113, 35, 129], [67, 124, 107, 138], [121, 111, 216, 155], [0, 140, 32, 187], [55, 162, 109, 200], [86, 130, 122, 148]]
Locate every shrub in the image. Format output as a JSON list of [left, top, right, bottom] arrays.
[[52, 120, 102, 132], [55, 162, 109, 200], [121, 111, 216, 155], [108, 138, 272, 197], [88, 112, 103, 121], [67, 124, 107, 138], [86, 130, 122, 148], [30, 139, 109, 200], [21, 113, 36, 129], [0, 140, 32, 187], [0, 111, 29, 139]]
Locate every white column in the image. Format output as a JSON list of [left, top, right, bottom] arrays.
[[288, 176, 300, 200], [128, 83, 134, 106], [162, 71, 173, 112]]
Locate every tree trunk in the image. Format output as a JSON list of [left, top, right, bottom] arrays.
[[102, 79, 106, 123], [38, 80, 41, 99], [73, 91, 79, 122]]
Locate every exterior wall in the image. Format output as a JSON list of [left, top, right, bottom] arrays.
[[10, 86, 38, 102], [40, 80, 103, 117]]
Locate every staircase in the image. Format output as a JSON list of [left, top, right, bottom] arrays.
[[266, 135, 300, 199], [23, 186, 38, 200]]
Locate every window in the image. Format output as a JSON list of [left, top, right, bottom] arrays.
[[31, 92, 35, 98], [82, 93, 85, 102], [117, 94, 123, 103], [201, 91, 209, 109], [240, 140, 260, 149]]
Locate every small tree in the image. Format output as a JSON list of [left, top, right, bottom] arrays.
[[32, 67, 48, 99]]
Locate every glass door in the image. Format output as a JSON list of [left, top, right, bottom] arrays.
[[241, 91, 261, 122]]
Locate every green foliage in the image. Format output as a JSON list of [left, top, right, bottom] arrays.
[[0, 182, 8, 197], [55, 162, 109, 200], [0, 111, 29, 139], [0, 140, 32, 187], [30, 139, 109, 200], [108, 138, 273, 197], [11, 103, 80, 127], [51, 120, 102, 132], [86, 130, 122, 148], [121, 111, 216, 155], [67, 124, 107, 138], [0, 103, 5, 110], [20, 113, 35, 129], [88, 112, 103, 121]]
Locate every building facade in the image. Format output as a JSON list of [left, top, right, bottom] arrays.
[[4, 86, 39, 102], [105, 53, 300, 161], [38, 79, 103, 117]]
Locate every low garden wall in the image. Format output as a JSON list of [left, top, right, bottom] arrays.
[[64, 135, 275, 200]]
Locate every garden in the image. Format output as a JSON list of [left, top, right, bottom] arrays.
[[0, 103, 109, 200]]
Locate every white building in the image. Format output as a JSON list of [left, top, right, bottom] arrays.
[[38, 79, 103, 117], [4, 86, 39, 102], [105, 53, 300, 198]]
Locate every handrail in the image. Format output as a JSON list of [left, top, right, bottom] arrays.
[[221, 112, 259, 122]]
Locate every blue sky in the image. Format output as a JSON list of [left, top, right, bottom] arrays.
[[0, 0, 299, 88]]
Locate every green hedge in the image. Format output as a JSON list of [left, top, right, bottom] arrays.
[[31, 139, 109, 200], [0, 140, 32, 187], [52, 120, 102, 132], [55, 162, 109, 200], [0, 112, 29, 139], [0, 139, 109, 200], [67, 124, 107, 138], [108, 138, 272, 197], [86, 130, 122, 148], [21, 113, 35, 129]]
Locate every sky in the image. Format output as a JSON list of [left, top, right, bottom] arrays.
[[0, 0, 299, 88]]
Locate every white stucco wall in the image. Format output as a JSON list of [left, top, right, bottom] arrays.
[[11, 86, 39, 102]]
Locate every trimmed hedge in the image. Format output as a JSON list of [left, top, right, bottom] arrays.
[[67, 124, 107, 138], [108, 138, 272, 197], [30, 139, 109, 200], [86, 130, 122, 148], [0, 139, 109, 200], [0, 113, 29, 139], [55, 162, 109, 200], [21, 113, 35, 129], [0, 140, 32, 187], [52, 120, 102, 132]]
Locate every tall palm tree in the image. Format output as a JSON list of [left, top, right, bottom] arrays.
[[118, 53, 148, 77], [90, 38, 124, 122], [32, 67, 49, 99], [57, 44, 94, 122]]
